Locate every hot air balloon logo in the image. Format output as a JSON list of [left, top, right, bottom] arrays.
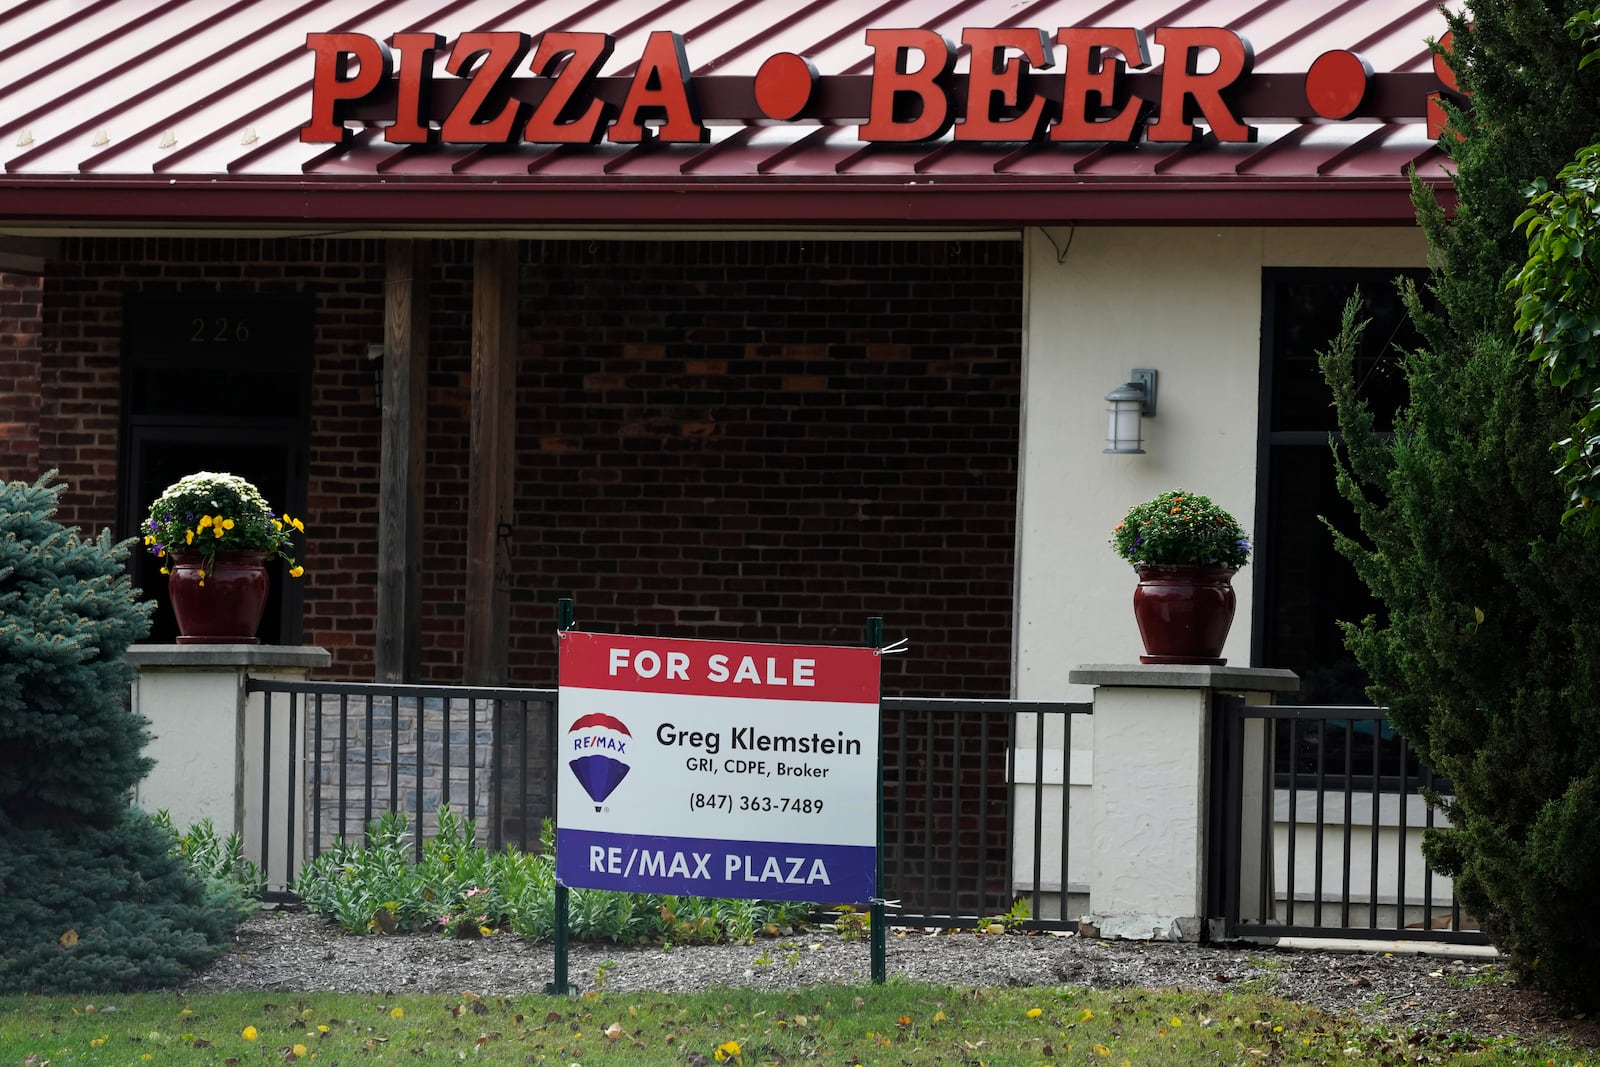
[[567, 712, 632, 810]]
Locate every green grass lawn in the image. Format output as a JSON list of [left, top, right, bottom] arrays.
[[0, 983, 1587, 1066]]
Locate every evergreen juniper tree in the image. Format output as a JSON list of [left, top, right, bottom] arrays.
[[0, 473, 240, 992], [1320, 0, 1600, 1010]]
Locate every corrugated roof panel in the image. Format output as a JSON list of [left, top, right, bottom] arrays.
[[0, 0, 1456, 226]]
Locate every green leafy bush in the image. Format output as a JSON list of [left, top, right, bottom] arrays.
[[294, 808, 813, 944], [0, 473, 243, 992]]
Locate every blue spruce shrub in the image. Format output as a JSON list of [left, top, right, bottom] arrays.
[[0, 473, 242, 991]]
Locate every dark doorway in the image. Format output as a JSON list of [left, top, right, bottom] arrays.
[[119, 294, 312, 644]]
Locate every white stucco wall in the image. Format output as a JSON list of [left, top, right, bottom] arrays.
[[1014, 225, 1429, 701]]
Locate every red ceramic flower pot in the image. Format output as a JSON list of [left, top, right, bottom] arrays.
[[168, 550, 269, 644], [1132, 564, 1237, 665]]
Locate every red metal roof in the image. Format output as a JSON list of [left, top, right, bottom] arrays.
[[0, 0, 1452, 228]]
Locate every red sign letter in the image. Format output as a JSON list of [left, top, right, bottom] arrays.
[[860, 29, 955, 142], [301, 33, 391, 144], [1052, 28, 1150, 142], [956, 29, 1051, 141], [442, 32, 532, 144], [525, 32, 615, 144], [1427, 29, 1465, 140], [609, 31, 707, 143], [1146, 27, 1255, 143], [387, 32, 443, 144]]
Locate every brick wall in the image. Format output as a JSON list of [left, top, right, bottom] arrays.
[[0, 271, 43, 484], [494, 239, 1023, 698], [27, 237, 1022, 698]]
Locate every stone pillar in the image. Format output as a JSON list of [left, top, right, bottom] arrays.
[[1067, 664, 1297, 941], [127, 644, 332, 889]]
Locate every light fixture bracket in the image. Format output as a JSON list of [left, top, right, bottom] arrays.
[[1130, 368, 1158, 415]]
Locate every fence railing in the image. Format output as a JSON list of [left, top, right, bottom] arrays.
[[247, 679, 1481, 944], [880, 697, 1091, 931], [1210, 698, 1486, 945], [250, 680, 556, 882], [247, 679, 1089, 930]]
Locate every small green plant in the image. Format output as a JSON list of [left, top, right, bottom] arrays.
[[1442, 963, 1511, 989], [985, 896, 1032, 933], [828, 905, 870, 941], [152, 811, 266, 913], [594, 958, 618, 990], [294, 810, 443, 933]]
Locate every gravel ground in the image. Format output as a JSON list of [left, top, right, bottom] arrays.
[[183, 908, 1598, 1047]]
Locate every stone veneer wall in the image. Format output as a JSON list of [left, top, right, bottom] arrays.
[[308, 692, 552, 855]]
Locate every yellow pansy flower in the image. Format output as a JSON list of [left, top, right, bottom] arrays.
[[289, 565, 305, 578]]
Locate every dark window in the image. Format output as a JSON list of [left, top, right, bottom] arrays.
[[1255, 268, 1444, 793], [1254, 268, 1425, 705]]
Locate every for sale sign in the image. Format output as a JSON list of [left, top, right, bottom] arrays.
[[556, 631, 881, 903]]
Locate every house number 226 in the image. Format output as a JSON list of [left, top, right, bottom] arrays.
[[190, 317, 251, 343]]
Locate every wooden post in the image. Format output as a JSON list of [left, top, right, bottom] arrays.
[[376, 240, 429, 683], [465, 240, 519, 684]]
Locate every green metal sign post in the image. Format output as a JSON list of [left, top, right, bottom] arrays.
[[868, 616, 886, 984], [545, 596, 576, 996]]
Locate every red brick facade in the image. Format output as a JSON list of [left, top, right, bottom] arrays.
[[17, 237, 1022, 697], [0, 272, 42, 485]]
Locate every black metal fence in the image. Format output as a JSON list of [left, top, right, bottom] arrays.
[[1209, 697, 1486, 945], [879, 697, 1091, 931], [249, 679, 556, 885], [246, 679, 1481, 943], [246, 679, 1088, 929]]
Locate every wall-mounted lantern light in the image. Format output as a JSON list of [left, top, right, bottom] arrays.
[[1104, 368, 1158, 454]]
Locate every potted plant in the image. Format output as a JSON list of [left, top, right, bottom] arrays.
[[1110, 489, 1251, 664], [144, 472, 306, 644]]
